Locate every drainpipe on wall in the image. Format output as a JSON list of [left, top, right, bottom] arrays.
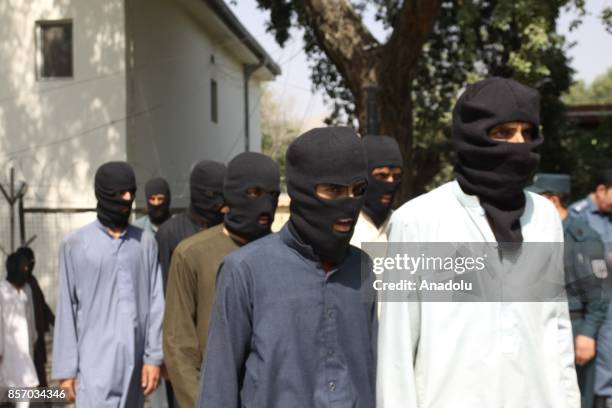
[[243, 61, 264, 152]]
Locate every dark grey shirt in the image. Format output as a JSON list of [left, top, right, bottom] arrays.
[[197, 225, 377, 408], [155, 211, 206, 288]]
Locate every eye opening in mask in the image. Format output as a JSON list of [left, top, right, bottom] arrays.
[[245, 187, 280, 200], [487, 121, 536, 143], [315, 179, 368, 200], [148, 193, 166, 206], [372, 166, 403, 183], [113, 190, 135, 201]]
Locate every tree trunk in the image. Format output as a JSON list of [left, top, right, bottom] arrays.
[[300, 0, 443, 204], [375, 82, 414, 203]]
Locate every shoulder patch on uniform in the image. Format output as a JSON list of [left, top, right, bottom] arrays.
[[572, 200, 588, 212]]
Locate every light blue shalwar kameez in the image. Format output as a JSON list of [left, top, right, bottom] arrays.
[[52, 220, 164, 407]]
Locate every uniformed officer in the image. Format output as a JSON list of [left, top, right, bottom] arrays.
[[570, 169, 612, 264], [569, 169, 612, 408], [530, 173, 608, 408]]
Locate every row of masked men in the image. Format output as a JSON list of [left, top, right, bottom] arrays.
[[22, 76, 612, 408], [47, 125, 400, 407]]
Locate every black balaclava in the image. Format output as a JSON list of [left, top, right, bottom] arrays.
[[95, 161, 136, 229], [362, 135, 403, 228], [16, 246, 35, 275], [453, 77, 542, 243], [287, 126, 368, 264], [189, 160, 227, 227], [224, 152, 280, 242], [6, 252, 29, 288], [144, 177, 172, 225]]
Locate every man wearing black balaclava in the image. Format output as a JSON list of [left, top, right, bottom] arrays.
[[351, 135, 402, 249], [197, 127, 377, 408], [377, 78, 579, 408], [163, 152, 280, 408], [52, 161, 164, 407], [133, 177, 171, 408], [1, 252, 39, 390], [17, 246, 55, 388], [155, 160, 226, 287], [134, 177, 172, 233]]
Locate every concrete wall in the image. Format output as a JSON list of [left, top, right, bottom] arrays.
[[125, 0, 265, 208], [0, 0, 128, 309], [0, 0, 128, 208], [0, 0, 270, 309]]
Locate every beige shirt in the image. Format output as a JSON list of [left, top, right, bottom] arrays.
[[350, 211, 392, 249], [350, 211, 391, 319], [163, 224, 240, 408]]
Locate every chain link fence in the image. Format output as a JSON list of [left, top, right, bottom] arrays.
[[20, 209, 97, 311]]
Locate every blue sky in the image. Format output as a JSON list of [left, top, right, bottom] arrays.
[[230, 0, 612, 128]]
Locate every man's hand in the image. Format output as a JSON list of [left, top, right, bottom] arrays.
[[59, 378, 77, 401], [141, 364, 161, 396], [575, 335, 596, 366]]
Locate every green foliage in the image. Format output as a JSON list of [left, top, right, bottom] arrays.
[[254, 0, 598, 194], [563, 68, 612, 104], [261, 131, 292, 192], [545, 68, 612, 198], [540, 118, 612, 199], [603, 6, 612, 34], [260, 88, 299, 191], [255, 0, 575, 129]]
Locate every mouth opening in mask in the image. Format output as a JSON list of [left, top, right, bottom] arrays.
[[333, 218, 354, 233], [257, 212, 272, 225], [379, 193, 393, 205]]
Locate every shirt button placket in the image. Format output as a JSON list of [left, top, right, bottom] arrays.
[[323, 278, 338, 399]]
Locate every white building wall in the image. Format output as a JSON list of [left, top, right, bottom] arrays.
[[0, 0, 128, 208], [0, 0, 128, 309], [126, 0, 265, 208], [249, 82, 263, 153], [0, 0, 271, 310]]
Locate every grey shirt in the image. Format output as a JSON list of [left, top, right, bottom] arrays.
[[133, 215, 158, 234], [197, 225, 377, 408]]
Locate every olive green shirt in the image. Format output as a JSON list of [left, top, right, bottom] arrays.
[[163, 224, 240, 408]]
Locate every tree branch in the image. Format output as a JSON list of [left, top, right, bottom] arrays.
[[380, 0, 442, 90], [302, 0, 381, 93]]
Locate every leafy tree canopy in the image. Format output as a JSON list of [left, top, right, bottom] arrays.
[[249, 0, 605, 200], [563, 68, 612, 105]]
